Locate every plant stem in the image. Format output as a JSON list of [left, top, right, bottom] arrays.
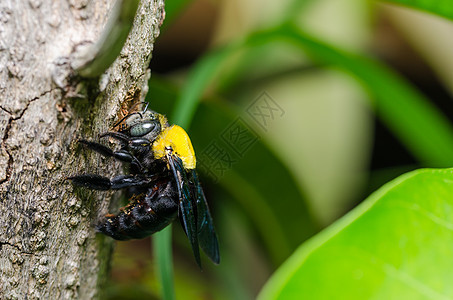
[[153, 226, 175, 300]]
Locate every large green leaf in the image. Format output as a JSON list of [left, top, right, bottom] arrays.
[[383, 0, 453, 21], [258, 168, 453, 299]]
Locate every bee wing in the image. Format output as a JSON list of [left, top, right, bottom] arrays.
[[168, 155, 201, 267], [191, 170, 220, 264]]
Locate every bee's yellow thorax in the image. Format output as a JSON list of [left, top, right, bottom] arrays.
[[152, 125, 196, 169]]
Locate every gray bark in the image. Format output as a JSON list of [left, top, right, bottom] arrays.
[[0, 0, 164, 299]]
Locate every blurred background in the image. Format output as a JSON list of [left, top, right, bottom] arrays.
[[105, 0, 453, 299]]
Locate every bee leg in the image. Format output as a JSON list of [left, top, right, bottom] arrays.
[[68, 174, 154, 191], [79, 139, 114, 156], [130, 157, 145, 173], [79, 140, 134, 164], [112, 150, 134, 163], [110, 175, 154, 189], [67, 174, 113, 190], [129, 138, 151, 153], [100, 131, 130, 144]]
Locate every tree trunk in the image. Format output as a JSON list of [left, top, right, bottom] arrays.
[[0, 0, 164, 299]]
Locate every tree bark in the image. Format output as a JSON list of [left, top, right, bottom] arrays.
[[0, 0, 164, 299]]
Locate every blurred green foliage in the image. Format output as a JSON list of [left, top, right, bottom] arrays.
[[107, 0, 453, 299], [385, 0, 453, 21]]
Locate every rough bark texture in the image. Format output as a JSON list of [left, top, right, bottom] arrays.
[[0, 0, 164, 299]]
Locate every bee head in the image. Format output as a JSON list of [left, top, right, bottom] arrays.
[[117, 110, 169, 142]]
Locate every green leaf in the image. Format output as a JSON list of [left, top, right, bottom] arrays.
[[383, 0, 453, 21], [247, 24, 453, 167], [258, 168, 453, 299], [171, 44, 238, 129]]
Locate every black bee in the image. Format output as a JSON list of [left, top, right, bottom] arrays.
[[69, 103, 220, 266]]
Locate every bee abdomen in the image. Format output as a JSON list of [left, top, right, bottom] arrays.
[[96, 186, 178, 240]]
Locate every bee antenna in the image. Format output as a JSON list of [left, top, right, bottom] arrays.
[[136, 101, 149, 118], [126, 101, 148, 114], [112, 112, 139, 129], [111, 101, 149, 129], [142, 102, 149, 113]]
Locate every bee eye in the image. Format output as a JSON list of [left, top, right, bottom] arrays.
[[130, 121, 158, 137]]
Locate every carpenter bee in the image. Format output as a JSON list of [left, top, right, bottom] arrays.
[[68, 103, 220, 266]]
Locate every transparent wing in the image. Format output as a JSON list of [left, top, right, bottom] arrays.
[[191, 170, 220, 264], [168, 155, 201, 267]]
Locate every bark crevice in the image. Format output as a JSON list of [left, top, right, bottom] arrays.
[[0, 240, 33, 255], [0, 89, 54, 186]]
